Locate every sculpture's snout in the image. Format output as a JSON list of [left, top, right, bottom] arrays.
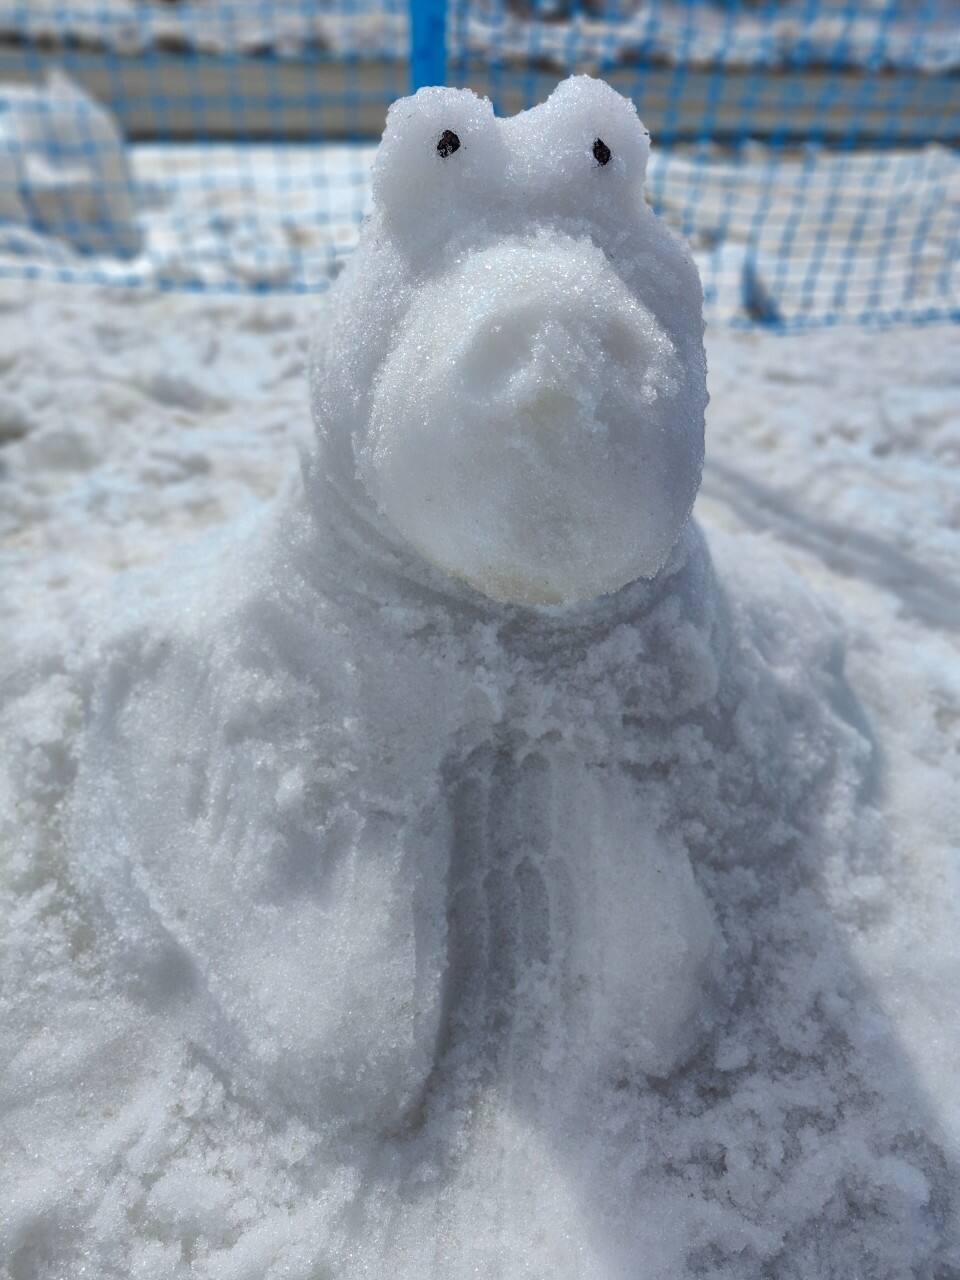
[[363, 233, 698, 606]]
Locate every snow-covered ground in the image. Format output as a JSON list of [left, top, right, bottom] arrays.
[[2, 283, 959, 1280], [2, 76, 960, 1280]]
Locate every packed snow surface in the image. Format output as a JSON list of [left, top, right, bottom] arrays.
[[2, 78, 960, 1280], [340, 79, 706, 603], [0, 71, 141, 259]]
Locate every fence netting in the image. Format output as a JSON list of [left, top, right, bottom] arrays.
[[0, 0, 957, 327]]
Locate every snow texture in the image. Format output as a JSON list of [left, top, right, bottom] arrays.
[[338, 79, 705, 603], [462, 0, 960, 75], [0, 71, 141, 259], [1, 0, 958, 72], [66, 76, 717, 1125], [2, 77, 960, 1280]]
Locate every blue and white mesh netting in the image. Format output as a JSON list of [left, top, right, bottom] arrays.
[[0, 0, 957, 328]]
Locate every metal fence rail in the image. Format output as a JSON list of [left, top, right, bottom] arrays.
[[0, 0, 957, 328]]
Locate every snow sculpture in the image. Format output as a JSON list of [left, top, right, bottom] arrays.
[[70, 78, 723, 1135], [319, 76, 707, 605]]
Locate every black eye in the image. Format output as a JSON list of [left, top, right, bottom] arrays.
[[593, 137, 611, 166], [437, 129, 461, 158]]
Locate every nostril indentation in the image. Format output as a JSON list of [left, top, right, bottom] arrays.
[[523, 386, 580, 424], [460, 318, 534, 392]]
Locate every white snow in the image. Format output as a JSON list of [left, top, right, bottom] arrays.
[[1, 77, 960, 1280], [0, 71, 141, 258], [354, 80, 704, 602], [1, 0, 958, 72], [0, 0, 409, 62], [461, 0, 960, 75]]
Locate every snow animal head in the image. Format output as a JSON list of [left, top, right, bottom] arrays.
[[311, 76, 707, 606]]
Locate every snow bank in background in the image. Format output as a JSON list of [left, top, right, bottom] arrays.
[[0, 71, 140, 259], [1, 77, 960, 1280], [0, 0, 408, 62], [0, 137, 375, 290], [462, 0, 960, 75], [1, 0, 958, 71], [670, 145, 960, 326]]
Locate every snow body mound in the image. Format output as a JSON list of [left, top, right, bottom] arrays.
[[57, 484, 880, 1276], [67, 500, 726, 1126]]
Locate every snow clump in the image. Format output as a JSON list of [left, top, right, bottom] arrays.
[[319, 76, 707, 605], [70, 76, 719, 1133], [0, 70, 141, 258]]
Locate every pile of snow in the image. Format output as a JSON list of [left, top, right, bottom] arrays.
[[0, 0, 408, 61], [2, 77, 960, 1279], [67, 76, 721, 1125], [2, 0, 958, 71], [0, 70, 141, 259], [461, 0, 960, 74]]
